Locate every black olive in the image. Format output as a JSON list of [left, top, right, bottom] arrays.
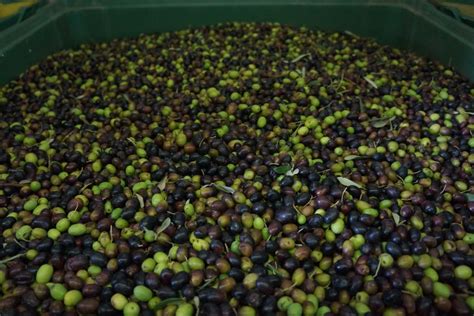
[[170, 271, 190, 290], [155, 286, 177, 299], [385, 242, 402, 258], [280, 176, 294, 187], [275, 207, 296, 224], [295, 192, 311, 205], [97, 303, 116, 316], [250, 250, 269, 264], [36, 238, 54, 252], [308, 214, 324, 228], [246, 290, 263, 307], [228, 268, 245, 282], [383, 289, 402, 307], [111, 193, 127, 208], [256, 276, 275, 295], [198, 288, 225, 303], [90, 252, 108, 267], [231, 284, 247, 300], [251, 201, 266, 215], [173, 227, 190, 244]]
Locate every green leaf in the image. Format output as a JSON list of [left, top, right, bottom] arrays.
[[135, 193, 144, 209], [392, 213, 401, 226], [199, 277, 217, 290], [337, 177, 364, 189], [344, 30, 359, 38], [158, 174, 168, 191], [286, 168, 300, 176], [193, 296, 200, 309], [274, 165, 292, 175], [291, 53, 311, 63], [344, 155, 361, 161], [214, 183, 235, 194], [126, 137, 137, 146], [371, 116, 395, 128], [466, 193, 474, 202], [364, 76, 378, 89], [156, 218, 171, 235], [154, 298, 183, 310]]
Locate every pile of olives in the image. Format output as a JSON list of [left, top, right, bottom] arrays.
[[0, 22, 473, 316]]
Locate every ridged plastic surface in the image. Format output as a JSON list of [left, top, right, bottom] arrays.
[[0, 0, 473, 85]]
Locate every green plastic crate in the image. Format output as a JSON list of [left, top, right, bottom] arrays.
[[1, 0, 474, 86], [0, 0, 45, 32]]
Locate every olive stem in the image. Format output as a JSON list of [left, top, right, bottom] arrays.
[[0, 182, 26, 188], [0, 253, 25, 264]]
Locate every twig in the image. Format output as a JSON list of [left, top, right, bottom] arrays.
[[0, 182, 26, 188], [0, 253, 25, 264]]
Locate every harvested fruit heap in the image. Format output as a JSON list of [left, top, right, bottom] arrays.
[[0, 22, 473, 316]]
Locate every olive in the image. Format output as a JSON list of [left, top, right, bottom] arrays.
[[155, 286, 177, 299], [112, 279, 134, 296], [198, 288, 225, 303], [171, 271, 190, 290], [385, 242, 402, 258], [308, 215, 324, 228], [383, 289, 402, 307], [295, 192, 311, 205], [77, 298, 100, 314], [261, 295, 277, 313], [82, 284, 102, 297], [250, 250, 269, 264], [256, 276, 275, 295], [90, 252, 108, 267], [65, 255, 89, 271], [13, 271, 34, 285], [22, 291, 40, 308], [275, 207, 297, 224]]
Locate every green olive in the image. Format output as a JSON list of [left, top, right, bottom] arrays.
[[36, 264, 54, 284], [123, 301, 140, 316], [68, 223, 87, 236], [64, 289, 83, 307], [133, 285, 153, 302], [49, 283, 68, 301]]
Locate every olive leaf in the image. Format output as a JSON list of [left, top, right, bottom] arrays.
[[193, 296, 200, 309], [290, 53, 311, 63], [337, 177, 364, 189], [156, 217, 171, 235], [344, 30, 359, 38], [194, 296, 200, 315], [286, 168, 300, 176], [466, 193, 474, 202], [158, 174, 168, 191], [371, 116, 395, 128], [392, 213, 401, 226], [373, 259, 382, 278], [199, 277, 217, 290], [126, 137, 137, 146], [344, 155, 361, 161], [135, 193, 145, 209], [363, 76, 378, 89], [213, 183, 235, 194], [274, 165, 292, 175], [265, 262, 280, 276], [154, 297, 184, 310]]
